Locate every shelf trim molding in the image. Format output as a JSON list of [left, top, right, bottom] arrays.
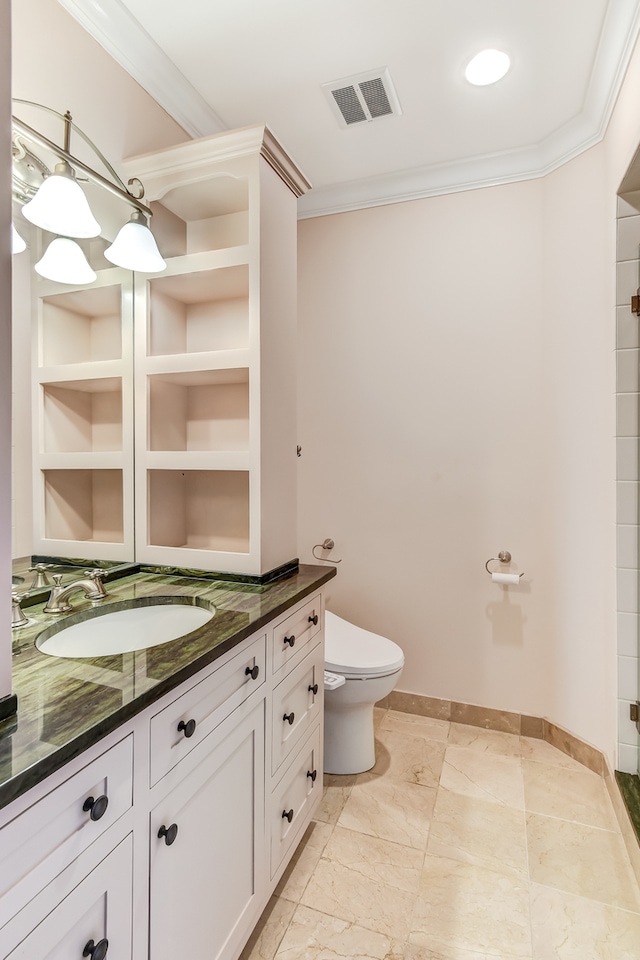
[[122, 125, 311, 200]]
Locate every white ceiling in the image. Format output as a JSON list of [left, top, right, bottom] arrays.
[[58, 0, 640, 217]]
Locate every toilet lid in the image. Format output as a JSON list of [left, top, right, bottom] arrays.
[[324, 610, 405, 678]]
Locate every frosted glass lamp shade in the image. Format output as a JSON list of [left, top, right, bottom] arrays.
[[11, 224, 27, 254], [35, 237, 97, 285], [104, 212, 166, 272], [22, 164, 101, 238]]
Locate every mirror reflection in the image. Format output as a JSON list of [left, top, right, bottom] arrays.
[[10, 101, 165, 597]]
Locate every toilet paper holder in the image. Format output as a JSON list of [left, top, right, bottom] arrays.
[[312, 539, 342, 564], [485, 551, 524, 578]]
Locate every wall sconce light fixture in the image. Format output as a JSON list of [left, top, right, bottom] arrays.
[[11, 224, 27, 254], [12, 100, 166, 282]]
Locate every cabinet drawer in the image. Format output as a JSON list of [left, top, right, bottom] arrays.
[[270, 725, 321, 878], [149, 634, 265, 786], [3, 834, 132, 960], [0, 735, 133, 929], [271, 646, 323, 776], [271, 594, 321, 676]]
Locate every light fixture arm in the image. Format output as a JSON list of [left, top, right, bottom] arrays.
[[12, 100, 153, 219], [62, 109, 72, 155]]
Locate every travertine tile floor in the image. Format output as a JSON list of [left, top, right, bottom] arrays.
[[240, 708, 640, 960]]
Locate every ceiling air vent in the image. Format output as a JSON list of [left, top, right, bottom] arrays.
[[322, 67, 402, 128]]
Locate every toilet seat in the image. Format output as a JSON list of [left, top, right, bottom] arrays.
[[324, 610, 405, 680]]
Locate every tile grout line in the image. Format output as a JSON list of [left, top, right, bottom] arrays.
[[254, 711, 640, 958]]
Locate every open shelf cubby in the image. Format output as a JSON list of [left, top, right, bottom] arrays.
[[148, 265, 249, 356], [148, 368, 249, 452], [42, 378, 123, 454], [147, 469, 249, 554], [151, 175, 250, 256], [43, 469, 124, 543], [40, 285, 123, 366]]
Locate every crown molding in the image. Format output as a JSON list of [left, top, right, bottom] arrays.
[[121, 123, 311, 198], [56, 0, 226, 139], [261, 128, 312, 198], [57, 0, 640, 218], [298, 1, 640, 218], [297, 115, 602, 219]]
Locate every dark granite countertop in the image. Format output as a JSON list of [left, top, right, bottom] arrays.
[[1, 563, 336, 811]]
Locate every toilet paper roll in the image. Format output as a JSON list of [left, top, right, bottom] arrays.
[[491, 572, 521, 585]]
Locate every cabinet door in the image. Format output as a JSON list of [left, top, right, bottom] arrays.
[[149, 697, 265, 960], [4, 835, 132, 960]]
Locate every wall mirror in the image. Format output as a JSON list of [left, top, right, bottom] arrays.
[[10, 101, 161, 597]]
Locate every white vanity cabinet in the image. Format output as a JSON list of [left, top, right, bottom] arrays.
[[267, 593, 324, 886], [149, 696, 265, 960], [0, 587, 326, 960]]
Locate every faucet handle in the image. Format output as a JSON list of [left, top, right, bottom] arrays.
[[85, 569, 108, 600], [11, 592, 29, 628], [29, 563, 51, 589]]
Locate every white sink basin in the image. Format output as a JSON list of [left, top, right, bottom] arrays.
[[36, 597, 215, 658]]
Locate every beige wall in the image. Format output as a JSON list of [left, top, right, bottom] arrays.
[[297, 182, 552, 718], [298, 33, 640, 767]]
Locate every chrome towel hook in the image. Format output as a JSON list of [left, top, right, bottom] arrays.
[[312, 539, 342, 564], [485, 550, 524, 578]]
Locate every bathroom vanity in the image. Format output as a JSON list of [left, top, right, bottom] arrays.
[[0, 564, 335, 960]]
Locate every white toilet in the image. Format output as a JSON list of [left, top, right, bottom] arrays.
[[323, 610, 404, 775]]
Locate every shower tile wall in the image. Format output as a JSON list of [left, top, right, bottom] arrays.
[[616, 191, 640, 775]]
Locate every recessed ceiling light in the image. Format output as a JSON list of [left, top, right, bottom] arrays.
[[465, 49, 511, 86]]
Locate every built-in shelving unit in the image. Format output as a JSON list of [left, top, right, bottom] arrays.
[[30, 126, 309, 577], [129, 125, 310, 575], [32, 270, 134, 561]]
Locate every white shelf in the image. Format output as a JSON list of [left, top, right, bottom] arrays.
[[147, 264, 250, 357], [144, 451, 250, 471], [148, 368, 249, 453], [41, 468, 125, 544], [39, 285, 124, 367], [39, 453, 124, 470], [162, 247, 250, 274], [146, 469, 250, 554], [41, 377, 123, 454], [144, 349, 251, 377], [37, 360, 126, 388], [151, 175, 250, 255]]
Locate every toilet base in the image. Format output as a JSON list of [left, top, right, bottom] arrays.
[[324, 698, 376, 775]]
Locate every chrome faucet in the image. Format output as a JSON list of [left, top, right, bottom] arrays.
[[44, 569, 109, 614]]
